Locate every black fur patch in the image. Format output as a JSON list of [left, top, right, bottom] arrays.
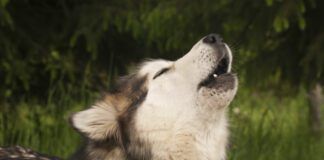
[[0, 146, 60, 160], [71, 74, 152, 160], [116, 75, 152, 159]]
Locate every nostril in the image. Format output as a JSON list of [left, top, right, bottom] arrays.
[[203, 34, 223, 44], [204, 35, 216, 43]]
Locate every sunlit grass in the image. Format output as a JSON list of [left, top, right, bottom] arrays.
[[229, 89, 324, 160], [0, 101, 82, 158], [0, 87, 323, 159]]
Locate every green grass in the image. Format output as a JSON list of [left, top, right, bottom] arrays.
[[0, 88, 323, 159], [229, 89, 324, 160]]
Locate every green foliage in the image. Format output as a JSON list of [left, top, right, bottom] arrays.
[[0, 0, 12, 26], [229, 88, 324, 160], [1, 1, 323, 158], [240, 0, 324, 88], [1, 0, 324, 99], [1, 88, 323, 159]]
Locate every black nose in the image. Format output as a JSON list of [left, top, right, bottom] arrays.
[[203, 34, 223, 44]]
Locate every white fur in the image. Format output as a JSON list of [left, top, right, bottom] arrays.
[[71, 37, 238, 160], [72, 102, 118, 141], [134, 41, 237, 160]]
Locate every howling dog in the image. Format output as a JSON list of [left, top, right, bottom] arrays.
[[0, 34, 238, 160], [70, 34, 238, 160]]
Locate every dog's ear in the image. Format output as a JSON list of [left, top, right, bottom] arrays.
[[70, 102, 119, 141]]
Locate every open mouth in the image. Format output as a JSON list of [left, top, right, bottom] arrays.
[[198, 54, 231, 88]]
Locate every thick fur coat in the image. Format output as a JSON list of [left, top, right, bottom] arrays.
[[70, 34, 238, 160]]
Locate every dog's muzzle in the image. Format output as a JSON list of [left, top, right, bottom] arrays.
[[198, 34, 235, 90]]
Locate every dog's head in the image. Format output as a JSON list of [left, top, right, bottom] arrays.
[[70, 34, 238, 158]]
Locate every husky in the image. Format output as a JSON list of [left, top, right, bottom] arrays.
[[70, 34, 238, 160], [0, 34, 238, 160]]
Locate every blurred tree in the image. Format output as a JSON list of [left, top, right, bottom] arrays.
[[308, 83, 322, 136], [0, 0, 323, 133], [229, 0, 324, 135]]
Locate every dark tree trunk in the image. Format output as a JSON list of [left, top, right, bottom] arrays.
[[308, 83, 323, 136]]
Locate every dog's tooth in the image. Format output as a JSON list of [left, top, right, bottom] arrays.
[[213, 74, 218, 78]]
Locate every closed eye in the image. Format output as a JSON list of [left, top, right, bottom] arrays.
[[153, 68, 170, 79]]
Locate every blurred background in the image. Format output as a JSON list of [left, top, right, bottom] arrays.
[[0, 0, 323, 159]]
